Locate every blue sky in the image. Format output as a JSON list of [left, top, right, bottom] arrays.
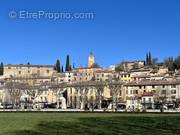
[[0, 0, 180, 67]]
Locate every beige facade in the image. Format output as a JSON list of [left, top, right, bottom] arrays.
[[121, 61, 145, 71], [1, 53, 180, 110], [4, 64, 55, 79], [124, 80, 180, 109]]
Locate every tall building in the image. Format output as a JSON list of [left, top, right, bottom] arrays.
[[88, 52, 95, 67]]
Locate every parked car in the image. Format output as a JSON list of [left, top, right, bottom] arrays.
[[107, 103, 126, 112], [0, 105, 3, 109]]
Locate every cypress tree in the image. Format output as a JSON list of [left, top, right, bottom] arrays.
[[56, 59, 61, 73], [65, 55, 70, 71], [61, 65, 64, 72], [146, 52, 152, 65], [73, 64, 75, 69], [0, 62, 4, 76], [146, 53, 149, 65], [149, 52, 152, 65]]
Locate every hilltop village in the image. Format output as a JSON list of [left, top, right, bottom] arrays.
[[0, 52, 180, 112]]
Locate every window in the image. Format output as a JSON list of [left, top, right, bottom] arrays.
[[135, 90, 138, 94], [46, 70, 50, 73], [70, 88, 72, 94], [171, 90, 176, 94], [119, 90, 122, 96], [133, 90, 138, 94], [152, 90, 156, 93], [143, 98, 145, 103], [0, 82, 4, 85], [19, 71, 21, 74], [126, 90, 128, 94], [162, 85, 165, 88], [149, 98, 151, 103], [128, 74, 130, 77], [8, 67, 11, 69], [110, 91, 113, 96], [139, 86, 142, 89], [152, 85, 155, 88], [171, 85, 176, 88], [161, 90, 166, 94]]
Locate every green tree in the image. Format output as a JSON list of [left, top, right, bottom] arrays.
[[61, 65, 64, 72], [55, 59, 61, 73], [73, 64, 75, 69], [148, 52, 152, 65], [146, 53, 149, 65], [115, 63, 124, 72], [146, 52, 152, 65], [65, 55, 70, 71], [174, 56, 180, 70], [164, 57, 175, 71], [0, 62, 4, 76]]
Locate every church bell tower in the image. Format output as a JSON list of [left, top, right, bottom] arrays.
[[88, 52, 95, 68]]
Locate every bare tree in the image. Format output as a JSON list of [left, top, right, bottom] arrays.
[[106, 75, 122, 111], [94, 86, 104, 110], [4, 81, 29, 108], [26, 86, 47, 109]]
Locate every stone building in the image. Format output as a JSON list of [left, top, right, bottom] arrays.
[[124, 79, 180, 110], [1, 53, 180, 111], [121, 61, 145, 71], [3, 64, 56, 79]]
